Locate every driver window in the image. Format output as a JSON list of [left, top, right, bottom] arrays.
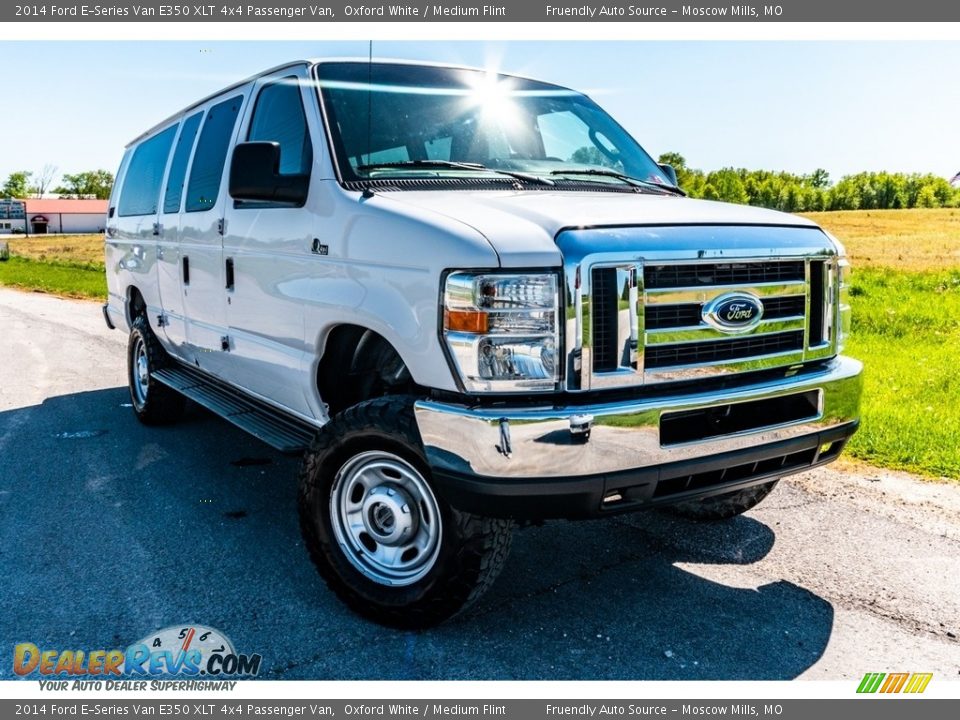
[[247, 77, 313, 176]]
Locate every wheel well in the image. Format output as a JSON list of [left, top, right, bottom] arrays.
[[126, 287, 146, 326], [317, 325, 418, 416]]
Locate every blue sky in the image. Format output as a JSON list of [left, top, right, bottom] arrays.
[[1, 41, 957, 187]]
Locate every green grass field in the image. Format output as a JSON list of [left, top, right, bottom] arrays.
[[0, 234, 107, 299], [842, 268, 960, 478], [0, 255, 106, 299], [803, 210, 960, 480], [2, 212, 960, 479]]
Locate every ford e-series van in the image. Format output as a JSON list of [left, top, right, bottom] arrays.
[[104, 60, 862, 627]]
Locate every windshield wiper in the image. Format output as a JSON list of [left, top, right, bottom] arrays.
[[358, 160, 486, 172], [549, 168, 684, 195], [356, 160, 554, 186]]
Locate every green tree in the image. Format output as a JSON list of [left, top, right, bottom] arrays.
[[778, 183, 802, 212], [915, 185, 939, 208], [707, 168, 748, 205], [808, 168, 831, 189], [637, 154, 959, 212], [657, 151, 687, 171], [54, 170, 114, 200], [2, 171, 32, 198], [679, 168, 707, 197]]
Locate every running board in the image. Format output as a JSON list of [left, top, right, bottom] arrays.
[[152, 364, 318, 454]]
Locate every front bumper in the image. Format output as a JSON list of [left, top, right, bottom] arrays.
[[414, 356, 862, 519]]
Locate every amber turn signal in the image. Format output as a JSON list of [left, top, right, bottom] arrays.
[[444, 309, 489, 334]]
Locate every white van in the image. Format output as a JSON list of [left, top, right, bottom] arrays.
[[104, 59, 862, 627]]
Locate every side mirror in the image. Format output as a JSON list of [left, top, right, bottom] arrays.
[[657, 163, 679, 187], [229, 142, 309, 205]]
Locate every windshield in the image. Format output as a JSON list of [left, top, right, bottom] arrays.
[[316, 62, 670, 188]]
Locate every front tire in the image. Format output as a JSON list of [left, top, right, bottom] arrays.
[[127, 315, 185, 425], [668, 480, 779, 521], [298, 396, 513, 628]]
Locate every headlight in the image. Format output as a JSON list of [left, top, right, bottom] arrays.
[[442, 272, 560, 392]]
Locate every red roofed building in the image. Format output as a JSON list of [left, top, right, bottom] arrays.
[[20, 198, 109, 235]]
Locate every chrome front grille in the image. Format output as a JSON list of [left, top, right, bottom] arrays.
[[560, 225, 840, 392], [645, 330, 805, 369], [642, 260, 811, 381], [644, 260, 805, 289]]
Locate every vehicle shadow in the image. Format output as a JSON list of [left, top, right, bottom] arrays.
[[0, 387, 831, 681], [462, 512, 831, 680]]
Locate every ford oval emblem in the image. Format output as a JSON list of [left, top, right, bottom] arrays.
[[702, 293, 764, 333]]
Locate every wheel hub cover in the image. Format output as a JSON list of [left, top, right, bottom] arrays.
[[362, 484, 417, 545]]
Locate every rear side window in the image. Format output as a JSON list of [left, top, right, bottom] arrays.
[[247, 78, 312, 175], [162, 111, 203, 214], [118, 125, 177, 217], [186, 95, 243, 212]]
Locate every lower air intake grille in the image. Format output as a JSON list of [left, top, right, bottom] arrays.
[[652, 446, 819, 499], [646, 330, 804, 370]]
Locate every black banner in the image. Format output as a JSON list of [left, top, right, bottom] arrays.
[[2, 699, 959, 719], [5, 0, 960, 22]]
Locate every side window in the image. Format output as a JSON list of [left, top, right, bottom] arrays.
[[247, 77, 312, 175], [117, 125, 177, 217], [162, 111, 203, 214], [185, 95, 243, 213]]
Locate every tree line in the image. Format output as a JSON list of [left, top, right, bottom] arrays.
[[2, 168, 114, 200], [657, 153, 960, 211]]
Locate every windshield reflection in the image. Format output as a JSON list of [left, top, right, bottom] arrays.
[[316, 63, 669, 189]]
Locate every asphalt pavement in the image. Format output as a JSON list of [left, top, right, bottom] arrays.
[[1, 287, 958, 681]]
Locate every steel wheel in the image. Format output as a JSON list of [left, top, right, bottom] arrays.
[[126, 314, 185, 425], [131, 335, 150, 409], [329, 450, 442, 586], [299, 396, 514, 627]]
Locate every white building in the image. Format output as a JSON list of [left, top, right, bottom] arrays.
[[22, 198, 109, 234], [0, 199, 25, 233], [1, 198, 108, 234]]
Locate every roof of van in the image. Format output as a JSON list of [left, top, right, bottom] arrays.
[[126, 58, 573, 148]]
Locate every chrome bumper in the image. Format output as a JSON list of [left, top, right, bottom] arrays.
[[414, 356, 862, 481]]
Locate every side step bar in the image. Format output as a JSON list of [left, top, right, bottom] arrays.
[[152, 364, 318, 454]]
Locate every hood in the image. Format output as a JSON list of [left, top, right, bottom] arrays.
[[375, 190, 820, 268]]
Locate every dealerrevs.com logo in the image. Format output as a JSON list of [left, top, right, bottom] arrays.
[[13, 625, 262, 688], [857, 672, 933, 694]]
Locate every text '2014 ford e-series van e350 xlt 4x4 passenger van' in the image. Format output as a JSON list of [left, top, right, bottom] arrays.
[[104, 59, 863, 628]]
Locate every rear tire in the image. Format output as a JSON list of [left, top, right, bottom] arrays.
[[298, 396, 513, 629], [127, 315, 186, 426], [667, 480, 779, 521]]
